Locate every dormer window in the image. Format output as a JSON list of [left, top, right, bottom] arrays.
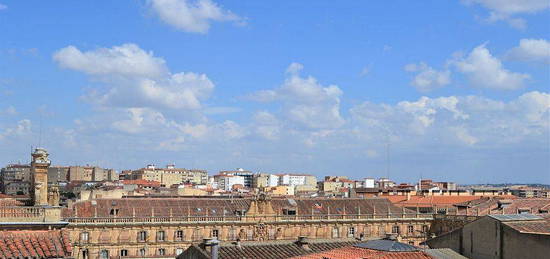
[[283, 209, 296, 215], [110, 208, 119, 216]]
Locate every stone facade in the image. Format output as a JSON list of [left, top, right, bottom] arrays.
[[62, 196, 432, 258]]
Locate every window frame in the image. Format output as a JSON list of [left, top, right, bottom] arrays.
[[137, 230, 147, 242], [157, 230, 166, 242]]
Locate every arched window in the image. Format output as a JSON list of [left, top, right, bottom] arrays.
[[120, 249, 128, 257], [139, 248, 146, 257], [99, 250, 109, 259]]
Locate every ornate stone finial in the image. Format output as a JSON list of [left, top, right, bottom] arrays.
[[32, 148, 51, 165]]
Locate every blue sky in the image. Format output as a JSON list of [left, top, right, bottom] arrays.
[[0, 0, 549, 184]]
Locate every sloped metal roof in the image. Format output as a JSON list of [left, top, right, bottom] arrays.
[[488, 214, 542, 222], [424, 248, 469, 259], [354, 239, 419, 252]]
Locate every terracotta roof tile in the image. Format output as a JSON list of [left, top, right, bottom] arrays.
[[0, 230, 72, 259], [291, 246, 433, 259], [65, 197, 407, 218]]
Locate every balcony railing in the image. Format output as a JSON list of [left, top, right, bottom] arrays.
[[64, 213, 433, 224]]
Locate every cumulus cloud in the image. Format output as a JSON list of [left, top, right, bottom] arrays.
[[249, 63, 345, 130], [54, 44, 214, 111], [0, 106, 17, 116], [148, 0, 244, 33], [53, 44, 168, 78], [0, 120, 31, 140], [506, 39, 550, 64], [462, 0, 550, 29], [351, 91, 549, 146], [453, 44, 530, 90], [404, 62, 451, 92]]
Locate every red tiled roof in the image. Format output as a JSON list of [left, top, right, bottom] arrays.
[[454, 197, 550, 215], [383, 195, 501, 208], [292, 246, 433, 259], [504, 218, 550, 235], [63, 197, 407, 218], [0, 230, 72, 259], [121, 179, 161, 187]]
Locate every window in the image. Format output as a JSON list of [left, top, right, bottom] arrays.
[[80, 232, 89, 243], [332, 227, 339, 238], [175, 230, 184, 241], [138, 231, 147, 242], [120, 249, 128, 257], [157, 230, 166, 242], [283, 209, 297, 215], [110, 208, 119, 216], [81, 249, 89, 259], [212, 229, 219, 239], [392, 225, 400, 234], [407, 225, 414, 234], [348, 227, 355, 237], [158, 248, 166, 256], [139, 248, 146, 257], [175, 248, 184, 255], [229, 228, 236, 240], [409, 241, 415, 245], [99, 250, 109, 259]]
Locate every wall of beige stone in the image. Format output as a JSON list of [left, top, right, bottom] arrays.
[[67, 219, 431, 258]]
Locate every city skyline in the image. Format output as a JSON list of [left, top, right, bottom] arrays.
[[0, 1, 549, 184]]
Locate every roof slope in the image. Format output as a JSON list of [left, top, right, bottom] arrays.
[[0, 230, 72, 259], [63, 197, 407, 218]]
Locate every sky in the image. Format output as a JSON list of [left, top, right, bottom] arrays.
[[0, 0, 549, 184]]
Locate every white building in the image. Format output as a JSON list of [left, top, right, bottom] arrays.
[[217, 175, 245, 191], [278, 174, 316, 187], [268, 174, 279, 187]]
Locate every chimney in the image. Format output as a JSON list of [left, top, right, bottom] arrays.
[[296, 236, 310, 250], [201, 238, 220, 259]]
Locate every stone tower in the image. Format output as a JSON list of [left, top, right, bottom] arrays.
[[30, 147, 51, 206]]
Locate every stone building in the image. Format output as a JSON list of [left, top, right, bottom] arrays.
[[426, 214, 550, 259], [61, 195, 432, 259], [0, 164, 31, 195], [68, 166, 118, 182], [123, 165, 207, 186]]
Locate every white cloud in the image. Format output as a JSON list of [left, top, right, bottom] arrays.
[[0, 106, 17, 116], [506, 39, 550, 64], [53, 44, 167, 78], [249, 63, 345, 130], [351, 91, 549, 146], [54, 44, 214, 111], [0, 4, 7, 10], [405, 62, 451, 92], [148, 0, 243, 33], [453, 44, 530, 90], [462, 0, 550, 29], [0, 120, 31, 140]]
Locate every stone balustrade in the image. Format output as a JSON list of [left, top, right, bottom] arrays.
[[64, 213, 433, 224]]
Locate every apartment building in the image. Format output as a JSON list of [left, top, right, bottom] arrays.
[[68, 166, 118, 182], [125, 164, 207, 186]]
